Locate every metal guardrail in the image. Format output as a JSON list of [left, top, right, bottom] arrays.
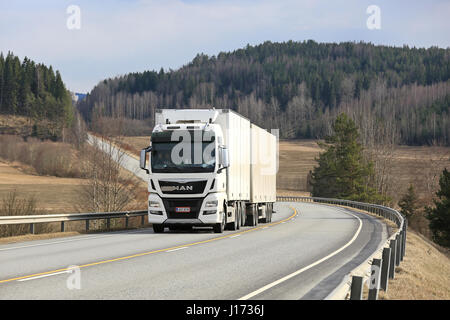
[[276, 196, 407, 300], [0, 210, 148, 234]]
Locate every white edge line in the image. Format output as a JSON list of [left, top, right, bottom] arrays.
[[165, 247, 188, 253], [238, 210, 363, 300], [17, 270, 70, 282], [0, 229, 149, 252]]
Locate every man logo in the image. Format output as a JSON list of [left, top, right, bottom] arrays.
[[161, 185, 194, 192]]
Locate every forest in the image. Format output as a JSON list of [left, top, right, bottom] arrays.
[[0, 52, 74, 140], [78, 40, 450, 145]]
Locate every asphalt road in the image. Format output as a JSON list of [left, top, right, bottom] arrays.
[[0, 201, 386, 300]]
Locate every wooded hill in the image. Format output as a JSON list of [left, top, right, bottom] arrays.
[[0, 52, 73, 140], [78, 40, 450, 145]]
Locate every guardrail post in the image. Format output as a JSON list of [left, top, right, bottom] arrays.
[[61, 221, 65, 233], [85, 220, 90, 232], [125, 217, 129, 228], [400, 230, 404, 261], [380, 248, 391, 292], [402, 221, 407, 259], [30, 223, 35, 235], [141, 215, 145, 226], [395, 234, 401, 267], [368, 259, 382, 300], [106, 218, 111, 230], [350, 276, 364, 300], [389, 239, 396, 279]]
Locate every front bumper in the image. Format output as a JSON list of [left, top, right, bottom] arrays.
[[147, 193, 225, 225]]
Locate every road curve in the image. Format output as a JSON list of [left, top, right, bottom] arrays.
[[0, 201, 387, 299]]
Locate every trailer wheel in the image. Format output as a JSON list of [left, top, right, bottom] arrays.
[[267, 204, 272, 223], [153, 224, 164, 233], [241, 202, 247, 227], [247, 204, 257, 227], [236, 202, 241, 230], [227, 203, 238, 231], [261, 204, 268, 223]]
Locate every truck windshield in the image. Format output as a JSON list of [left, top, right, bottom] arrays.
[[151, 141, 216, 173]]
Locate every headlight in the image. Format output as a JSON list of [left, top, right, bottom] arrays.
[[149, 201, 160, 208], [205, 200, 218, 208]]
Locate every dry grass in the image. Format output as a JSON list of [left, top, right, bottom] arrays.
[[0, 115, 33, 136], [0, 161, 87, 213], [277, 139, 322, 191], [378, 230, 450, 300], [0, 135, 84, 178], [276, 189, 311, 197], [389, 145, 450, 202], [119, 136, 150, 159]]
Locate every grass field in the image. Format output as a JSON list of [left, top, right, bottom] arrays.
[[0, 161, 86, 213]]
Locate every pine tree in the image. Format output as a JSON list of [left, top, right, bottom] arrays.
[[425, 169, 450, 247], [398, 184, 419, 219], [310, 113, 383, 203]]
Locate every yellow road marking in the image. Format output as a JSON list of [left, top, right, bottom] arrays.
[[0, 206, 298, 284]]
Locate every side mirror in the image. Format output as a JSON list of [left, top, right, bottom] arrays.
[[140, 146, 152, 174], [218, 146, 229, 173]]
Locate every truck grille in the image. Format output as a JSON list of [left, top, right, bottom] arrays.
[[159, 180, 207, 194], [162, 198, 204, 219]]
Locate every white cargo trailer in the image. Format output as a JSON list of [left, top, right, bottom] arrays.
[[250, 123, 277, 224], [140, 109, 277, 233]]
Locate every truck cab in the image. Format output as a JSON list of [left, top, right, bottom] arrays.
[[140, 109, 231, 233]]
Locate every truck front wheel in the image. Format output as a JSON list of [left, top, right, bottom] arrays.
[[214, 210, 226, 233], [153, 224, 164, 233]]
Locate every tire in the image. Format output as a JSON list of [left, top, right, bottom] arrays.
[[248, 204, 257, 227], [261, 204, 268, 223], [214, 207, 226, 233], [227, 204, 238, 231], [241, 203, 247, 227], [153, 224, 164, 233], [267, 204, 272, 223], [236, 202, 241, 230]]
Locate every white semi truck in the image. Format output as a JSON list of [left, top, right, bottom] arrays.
[[140, 109, 277, 233]]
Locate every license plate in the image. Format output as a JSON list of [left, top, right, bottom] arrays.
[[175, 207, 190, 213]]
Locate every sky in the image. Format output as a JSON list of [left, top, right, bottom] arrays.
[[1, 0, 449, 93]]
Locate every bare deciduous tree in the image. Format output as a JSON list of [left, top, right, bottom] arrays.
[[78, 117, 141, 224]]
